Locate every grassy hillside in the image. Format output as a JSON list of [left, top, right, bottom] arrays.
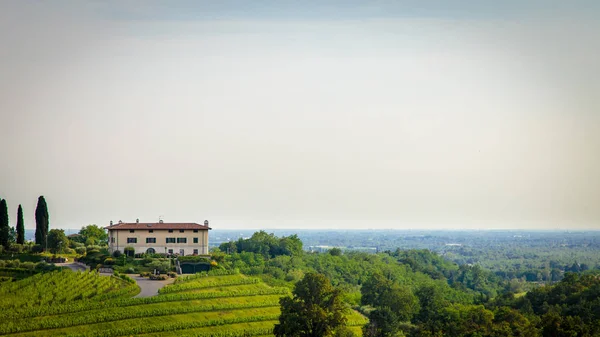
[[0, 269, 367, 336]]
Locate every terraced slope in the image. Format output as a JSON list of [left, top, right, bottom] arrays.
[[1, 270, 367, 337], [0, 269, 138, 313]]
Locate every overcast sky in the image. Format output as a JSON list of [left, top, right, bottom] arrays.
[[1, 1, 599, 230]]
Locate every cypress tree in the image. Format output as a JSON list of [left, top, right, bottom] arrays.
[[35, 196, 49, 247], [0, 198, 9, 249], [16, 204, 25, 244]]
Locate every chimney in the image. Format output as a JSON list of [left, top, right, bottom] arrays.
[[136, 218, 139, 224], [110, 220, 113, 226]]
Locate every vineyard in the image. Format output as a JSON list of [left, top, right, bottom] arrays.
[[0, 269, 367, 336], [0, 269, 138, 311]]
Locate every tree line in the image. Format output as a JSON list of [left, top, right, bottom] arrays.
[[0, 195, 49, 251], [216, 231, 600, 337]]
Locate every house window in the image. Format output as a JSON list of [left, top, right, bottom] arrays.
[[127, 238, 137, 244], [179, 229, 185, 233], [193, 249, 198, 255], [168, 249, 173, 254], [193, 238, 198, 244], [193, 229, 198, 233], [168, 229, 173, 233], [166, 238, 176, 243], [177, 238, 187, 243], [129, 230, 135, 233], [146, 238, 156, 244], [111, 237, 115, 243], [149, 229, 153, 233]]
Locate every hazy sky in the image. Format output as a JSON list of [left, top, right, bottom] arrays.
[[1, 1, 599, 230]]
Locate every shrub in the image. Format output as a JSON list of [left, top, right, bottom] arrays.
[[70, 241, 85, 249], [114, 255, 126, 266], [148, 260, 171, 274], [75, 247, 86, 255], [112, 250, 122, 258], [6, 260, 20, 268], [168, 271, 177, 278], [86, 245, 102, 253], [178, 256, 210, 263], [103, 258, 115, 265], [140, 271, 151, 277], [147, 253, 168, 258], [31, 245, 43, 253], [149, 274, 169, 280], [9, 244, 24, 253], [86, 249, 100, 256], [141, 257, 154, 266], [124, 246, 135, 257], [126, 267, 136, 274], [118, 273, 136, 284], [20, 262, 36, 270]]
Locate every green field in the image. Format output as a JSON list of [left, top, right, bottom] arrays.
[[0, 269, 367, 336]]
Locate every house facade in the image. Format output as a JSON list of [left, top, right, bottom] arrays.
[[105, 220, 211, 256]]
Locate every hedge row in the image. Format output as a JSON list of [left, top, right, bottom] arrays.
[[174, 269, 240, 283], [67, 314, 280, 337], [176, 326, 274, 337], [159, 277, 261, 294], [4, 287, 290, 320], [4, 301, 280, 334], [0, 270, 127, 310]]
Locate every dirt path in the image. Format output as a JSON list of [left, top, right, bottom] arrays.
[[55, 262, 88, 272], [55, 263, 173, 298], [131, 275, 175, 298]]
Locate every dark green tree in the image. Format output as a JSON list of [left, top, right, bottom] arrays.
[[274, 272, 347, 337], [329, 247, 343, 256], [278, 234, 303, 257], [414, 284, 448, 335], [363, 307, 401, 337], [0, 198, 9, 249], [441, 304, 494, 336], [361, 272, 419, 337], [35, 196, 49, 247], [16, 204, 25, 244], [9, 226, 16, 243], [361, 272, 419, 322], [492, 307, 538, 337], [47, 229, 68, 253]]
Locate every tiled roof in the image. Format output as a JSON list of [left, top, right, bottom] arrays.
[[105, 223, 211, 230]]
